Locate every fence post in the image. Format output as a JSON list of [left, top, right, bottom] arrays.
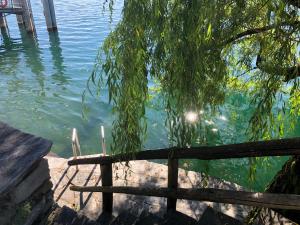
[[167, 157, 178, 211], [101, 163, 113, 213]]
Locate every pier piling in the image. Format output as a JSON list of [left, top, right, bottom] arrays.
[[42, 0, 57, 31], [19, 0, 35, 33], [0, 0, 57, 34], [13, 0, 24, 24], [0, 13, 8, 29]]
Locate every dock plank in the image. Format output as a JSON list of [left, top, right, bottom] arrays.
[[0, 8, 23, 15], [0, 122, 52, 195]]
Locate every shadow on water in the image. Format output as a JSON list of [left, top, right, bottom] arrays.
[[0, 28, 25, 94], [19, 26, 46, 96], [48, 30, 69, 85], [0, 27, 15, 50]]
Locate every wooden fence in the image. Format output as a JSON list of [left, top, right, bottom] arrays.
[[68, 137, 300, 213]]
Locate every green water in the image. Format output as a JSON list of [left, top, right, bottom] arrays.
[[0, 0, 297, 191]]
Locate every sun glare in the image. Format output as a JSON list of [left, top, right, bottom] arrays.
[[185, 111, 198, 123]]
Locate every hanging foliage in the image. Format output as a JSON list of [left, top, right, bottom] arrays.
[[90, 0, 300, 154]]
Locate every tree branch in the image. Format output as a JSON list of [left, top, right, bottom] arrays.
[[224, 21, 300, 45], [256, 55, 300, 82], [224, 25, 275, 45], [224, 20, 300, 82], [285, 0, 300, 8]]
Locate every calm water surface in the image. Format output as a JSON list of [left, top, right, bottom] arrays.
[[0, 0, 297, 191]]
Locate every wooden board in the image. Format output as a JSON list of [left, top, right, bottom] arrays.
[[68, 137, 300, 166], [0, 122, 52, 195], [0, 8, 23, 15], [70, 186, 300, 210]]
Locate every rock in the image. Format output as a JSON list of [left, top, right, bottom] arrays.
[[0, 195, 15, 225], [96, 212, 115, 225], [197, 206, 243, 225], [47, 206, 78, 225], [162, 210, 197, 225], [109, 211, 137, 225], [46, 206, 97, 225], [134, 211, 163, 225], [13, 159, 50, 204], [24, 196, 46, 225]]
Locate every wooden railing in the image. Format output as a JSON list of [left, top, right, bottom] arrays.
[[68, 137, 300, 213]]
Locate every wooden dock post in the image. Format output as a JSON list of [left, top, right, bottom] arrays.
[[16, 14, 24, 25], [0, 13, 8, 30], [19, 0, 35, 33], [41, 0, 57, 31], [13, 0, 24, 24]]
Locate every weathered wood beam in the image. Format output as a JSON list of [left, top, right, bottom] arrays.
[[68, 137, 300, 166], [70, 186, 300, 210], [167, 158, 178, 211], [13, 0, 24, 23], [0, 122, 52, 195], [41, 0, 57, 31], [100, 163, 113, 213], [0, 13, 7, 29], [19, 0, 35, 33]]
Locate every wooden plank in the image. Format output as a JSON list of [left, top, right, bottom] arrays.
[[0, 8, 23, 15], [70, 186, 300, 210], [68, 137, 300, 166], [167, 158, 178, 211], [100, 163, 113, 213], [13, 0, 25, 23], [0, 122, 52, 195]]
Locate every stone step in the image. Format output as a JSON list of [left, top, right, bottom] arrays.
[[96, 212, 115, 225], [197, 206, 243, 225], [46, 206, 97, 225], [134, 210, 164, 225], [46, 205, 243, 225], [161, 210, 198, 225], [109, 211, 137, 225]]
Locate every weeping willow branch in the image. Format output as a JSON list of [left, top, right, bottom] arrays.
[[285, 0, 300, 8], [224, 21, 300, 45], [91, 0, 300, 154], [256, 54, 300, 82]]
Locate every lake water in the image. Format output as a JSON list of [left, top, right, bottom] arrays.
[[0, 0, 296, 191]]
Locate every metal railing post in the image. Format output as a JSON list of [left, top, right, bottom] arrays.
[[100, 125, 106, 155], [72, 128, 81, 171]]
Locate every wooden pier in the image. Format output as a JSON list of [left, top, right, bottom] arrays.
[[0, 0, 57, 33]]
